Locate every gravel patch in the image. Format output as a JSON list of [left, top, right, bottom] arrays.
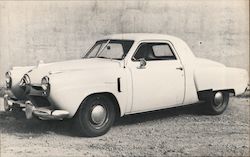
[[0, 97, 249, 157]]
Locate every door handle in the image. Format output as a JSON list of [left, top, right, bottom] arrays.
[[176, 67, 183, 71]]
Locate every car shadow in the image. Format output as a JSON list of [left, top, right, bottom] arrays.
[[0, 103, 204, 137], [114, 103, 204, 126], [0, 111, 75, 137]]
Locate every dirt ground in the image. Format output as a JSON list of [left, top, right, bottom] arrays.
[[0, 96, 249, 157]]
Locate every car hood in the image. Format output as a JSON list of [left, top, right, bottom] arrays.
[[27, 58, 122, 83]]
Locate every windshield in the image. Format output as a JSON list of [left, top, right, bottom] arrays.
[[84, 39, 134, 60]]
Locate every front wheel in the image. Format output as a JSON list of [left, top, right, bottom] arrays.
[[205, 91, 230, 115], [74, 95, 116, 137]]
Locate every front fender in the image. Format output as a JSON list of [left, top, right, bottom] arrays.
[[49, 83, 126, 118], [46, 68, 128, 118]]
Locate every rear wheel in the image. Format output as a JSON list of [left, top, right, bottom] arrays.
[[205, 91, 229, 115], [74, 94, 116, 137]]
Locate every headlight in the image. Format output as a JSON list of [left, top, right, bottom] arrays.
[[41, 76, 49, 84], [19, 74, 31, 87], [5, 71, 12, 88], [41, 76, 49, 90]]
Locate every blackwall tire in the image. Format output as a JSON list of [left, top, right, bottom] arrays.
[[206, 91, 229, 115], [74, 94, 115, 137]]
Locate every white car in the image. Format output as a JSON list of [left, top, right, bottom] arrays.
[[4, 33, 249, 137]]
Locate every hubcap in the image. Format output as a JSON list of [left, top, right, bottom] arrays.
[[90, 105, 107, 125], [214, 92, 224, 106]]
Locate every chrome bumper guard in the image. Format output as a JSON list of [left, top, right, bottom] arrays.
[[4, 94, 69, 120]]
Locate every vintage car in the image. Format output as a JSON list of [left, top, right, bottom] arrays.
[[4, 33, 249, 137]]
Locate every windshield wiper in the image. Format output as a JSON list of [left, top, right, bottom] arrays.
[[96, 40, 110, 56]]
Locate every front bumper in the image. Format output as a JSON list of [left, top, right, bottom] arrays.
[[4, 94, 69, 120]]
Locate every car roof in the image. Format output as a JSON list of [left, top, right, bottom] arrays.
[[99, 33, 196, 63], [100, 33, 182, 42]]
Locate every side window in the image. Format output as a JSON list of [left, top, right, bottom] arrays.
[[133, 42, 176, 61], [133, 43, 148, 60], [152, 44, 175, 59]]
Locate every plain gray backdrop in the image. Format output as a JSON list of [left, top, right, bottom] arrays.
[[0, 0, 249, 85]]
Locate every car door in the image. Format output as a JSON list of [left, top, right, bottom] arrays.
[[128, 41, 185, 113]]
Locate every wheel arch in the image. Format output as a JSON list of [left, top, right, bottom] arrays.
[[75, 92, 121, 118], [197, 88, 235, 101]]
